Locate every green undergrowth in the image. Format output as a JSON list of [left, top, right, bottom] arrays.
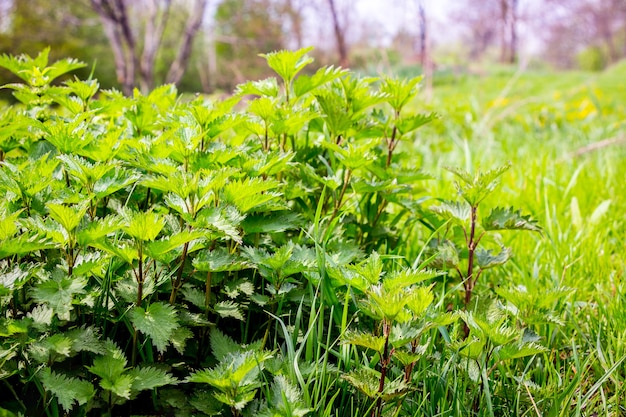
[[0, 48, 624, 417]]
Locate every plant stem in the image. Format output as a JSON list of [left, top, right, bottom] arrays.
[[386, 124, 398, 168], [169, 241, 190, 304], [331, 169, 352, 221], [373, 320, 391, 417], [464, 205, 478, 309], [205, 269, 212, 318]]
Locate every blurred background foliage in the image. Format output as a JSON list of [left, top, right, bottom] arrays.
[[0, 0, 625, 97]]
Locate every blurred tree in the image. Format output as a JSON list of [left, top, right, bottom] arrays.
[[90, 0, 208, 95], [213, 0, 285, 90], [450, 0, 519, 64], [541, 0, 626, 69], [325, 0, 349, 67]]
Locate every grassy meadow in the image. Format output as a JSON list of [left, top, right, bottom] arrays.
[[409, 63, 626, 415]]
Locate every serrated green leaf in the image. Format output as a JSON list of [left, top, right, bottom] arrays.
[[129, 302, 179, 353], [31, 275, 87, 320], [496, 342, 547, 361], [294, 65, 346, 98], [240, 211, 302, 234], [128, 366, 177, 392], [170, 327, 193, 354], [396, 113, 438, 135], [193, 247, 250, 272], [214, 300, 245, 321], [446, 163, 511, 206], [475, 247, 512, 269], [121, 210, 165, 242], [458, 357, 481, 382], [40, 369, 94, 411], [260, 47, 314, 86], [0, 233, 56, 258], [267, 375, 310, 416], [430, 200, 471, 224], [342, 368, 381, 398], [210, 327, 243, 361], [236, 78, 280, 97], [66, 325, 106, 355], [483, 207, 541, 232], [342, 331, 386, 352], [181, 284, 206, 309], [77, 215, 122, 246], [144, 230, 203, 260]]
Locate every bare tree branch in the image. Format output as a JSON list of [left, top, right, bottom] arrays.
[[326, 0, 349, 67], [166, 0, 208, 85], [140, 0, 172, 92]]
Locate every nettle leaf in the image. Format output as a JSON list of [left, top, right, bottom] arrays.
[[181, 285, 206, 309], [31, 274, 88, 320], [348, 251, 384, 285], [342, 368, 381, 399], [0, 210, 20, 241], [396, 113, 438, 135], [458, 357, 481, 382], [221, 177, 282, 213], [210, 327, 244, 361], [483, 207, 541, 232], [430, 200, 471, 224], [29, 334, 73, 363], [248, 97, 277, 121], [89, 239, 136, 265], [265, 375, 310, 417], [57, 154, 114, 187], [429, 240, 460, 270], [383, 269, 440, 292], [77, 215, 122, 246], [342, 331, 386, 353], [236, 78, 280, 97], [170, 327, 194, 354], [260, 47, 314, 86], [121, 210, 165, 242], [193, 247, 250, 272], [241, 211, 302, 234], [66, 325, 106, 355], [446, 163, 511, 206], [380, 76, 421, 113], [224, 279, 255, 299], [0, 233, 56, 258], [0, 261, 32, 295], [128, 366, 177, 392], [405, 285, 435, 317], [144, 230, 204, 261], [294, 65, 346, 98], [39, 369, 94, 412], [46, 202, 89, 233], [394, 350, 424, 367], [475, 247, 512, 270], [129, 302, 179, 353], [495, 342, 547, 361], [188, 350, 272, 411], [215, 300, 245, 321]]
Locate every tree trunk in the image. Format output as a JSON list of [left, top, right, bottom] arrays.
[[91, 0, 137, 95], [140, 0, 171, 92], [509, 0, 518, 63], [166, 0, 208, 85], [499, 0, 509, 63], [326, 0, 349, 67]]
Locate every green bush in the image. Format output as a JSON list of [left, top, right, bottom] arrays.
[[0, 48, 544, 417]]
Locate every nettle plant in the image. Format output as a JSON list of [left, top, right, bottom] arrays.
[[0, 48, 545, 417], [426, 164, 541, 310]]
